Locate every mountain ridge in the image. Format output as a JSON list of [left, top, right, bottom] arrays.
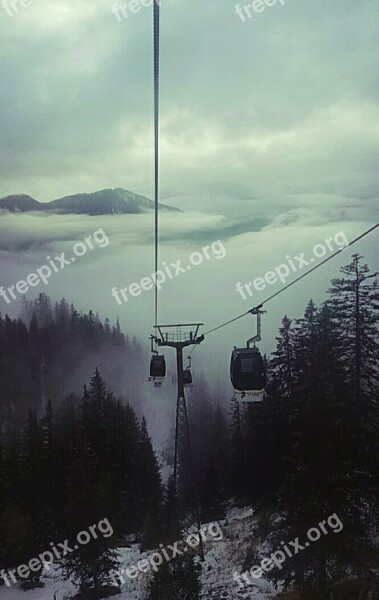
[[0, 188, 180, 215]]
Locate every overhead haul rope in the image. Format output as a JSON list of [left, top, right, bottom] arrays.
[[153, 0, 160, 332], [188, 222, 378, 356]]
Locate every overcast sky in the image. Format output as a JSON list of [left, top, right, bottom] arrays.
[[0, 0, 378, 206], [0, 0, 378, 381]]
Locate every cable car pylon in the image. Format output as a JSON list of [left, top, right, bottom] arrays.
[[152, 323, 205, 560]]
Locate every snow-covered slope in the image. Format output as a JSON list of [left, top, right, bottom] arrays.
[[0, 507, 283, 600]]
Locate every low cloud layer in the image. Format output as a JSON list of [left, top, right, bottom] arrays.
[[0, 211, 376, 367]]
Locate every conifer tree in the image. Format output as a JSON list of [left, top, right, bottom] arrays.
[[62, 371, 119, 593], [146, 554, 201, 600], [140, 416, 163, 549], [161, 475, 181, 542], [328, 253, 378, 405], [269, 315, 295, 402], [17, 410, 47, 584]]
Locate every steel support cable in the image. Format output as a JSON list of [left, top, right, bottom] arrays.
[[153, 0, 160, 331]]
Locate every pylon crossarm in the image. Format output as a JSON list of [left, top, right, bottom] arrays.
[[157, 336, 204, 349], [153, 323, 204, 347]]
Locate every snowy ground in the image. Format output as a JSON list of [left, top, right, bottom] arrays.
[[0, 507, 281, 600]]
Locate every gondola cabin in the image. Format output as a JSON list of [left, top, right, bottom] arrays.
[[230, 346, 266, 399], [171, 368, 192, 386], [149, 354, 166, 387], [183, 368, 192, 386]]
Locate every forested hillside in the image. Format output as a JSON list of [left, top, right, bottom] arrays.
[[0, 294, 144, 435], [234, 254, 379, 599], [0, 369, 163, 593], [0, 254, 377, 599]]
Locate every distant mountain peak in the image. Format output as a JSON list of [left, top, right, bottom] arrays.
[[0, 194, 41, 212], [0, 188, 180, 215]]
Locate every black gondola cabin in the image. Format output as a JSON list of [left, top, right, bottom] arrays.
[[150, 354, 166, 380], [183, 368, 192, 386], [230, 346, 266, 393]]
